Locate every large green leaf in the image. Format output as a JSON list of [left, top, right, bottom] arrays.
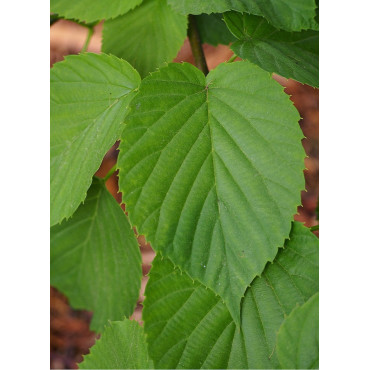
[[102, 0, 187, 77], [79, 319, 154, 369], [143, 222, 319, 369], [51, 179, 142, 332], [277, 292, 319, 369], [50, 0, 143, 22], [118, 61, 305, 324], [167, 0, 318, 31], [50, 53, 140, 226], [224, 12, 319, 87], [196, 13, 236, 46]]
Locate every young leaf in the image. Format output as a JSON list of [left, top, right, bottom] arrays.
[[196, 13, 236, 46], [118, 61, 305, 324], [50, 0, 143, 22], [143, 222, 319, 369], [102, 0, 187, 77], [276, 293, 319, 369], [224, 12, 319, 87], [167, 0, 318, 32], [50, 53, 140, 226], [51, 179, 142, 333], [79, 319, 153, 369]]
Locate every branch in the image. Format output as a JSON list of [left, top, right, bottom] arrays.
[[187, 15, 209, 75]]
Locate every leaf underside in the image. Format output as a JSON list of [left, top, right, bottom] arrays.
[[276, 292, 319, 369], [143, 222, 319, 369], [50, 0, 143, 22], [195, 13, 236, 46], [51, 179, 142, 332], [167, 0, 318, 31], [224, 12, 319, 87], [102, 0, 187, 77], [118, 61, 305, 324], [79, 319, 153, 369], [50, 53, 140, 226]]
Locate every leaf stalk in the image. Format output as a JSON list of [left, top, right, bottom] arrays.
[[227, 54, 238, 63], [103, 164, 117, 182], [81, 26, 94, 53]]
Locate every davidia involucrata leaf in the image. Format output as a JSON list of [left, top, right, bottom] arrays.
[[50, 53, 140, 226], [50, 0, 143, 22], [167, 0, 318, 32], [224, 12, 319, 87], [51, 179, 142, 332], [276, 292, 319, 369], [79, 319, 153, 369], [102, 0, 187, 77], [118, 61, 305, 324], [143, 222, 319, 369]]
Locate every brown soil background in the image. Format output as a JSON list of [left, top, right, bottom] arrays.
[[50, 20, 319, 369]]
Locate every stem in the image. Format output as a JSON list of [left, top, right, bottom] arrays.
[[227, 54, 237, 63], [187, 15, 209, 75], [103, 164, 117, 182], [310, 225, 319, 231], [81, 27, 94, 53]]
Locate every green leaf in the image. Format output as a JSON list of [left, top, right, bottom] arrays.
[[167, 0, 318, 31], [195, 13, 236, 46], [102, 0, 187, 77], [143, 222, 319, 369], [50, 53, 140, 226], [118, 61, 305, 324], [277, 293, 319, 369], [79, 319, 154, 369], [51, 179, 142, 332], [50, 0, 143, 22], [224, 12, 319, 87]]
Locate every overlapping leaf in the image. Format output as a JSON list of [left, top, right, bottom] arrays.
[[50, 53, 140, 226], [143, 222, 319, 369], [167, 0, 318, 31], [277, 292, 319, 369], [50, 0, 143, 22], [102, 0, 187, 77], [79, 319, 153, 369], [118, 61, 305, 323], [51, 179, 142, 332], [224, 12, 319, 87], [196, 14, 236, 46]]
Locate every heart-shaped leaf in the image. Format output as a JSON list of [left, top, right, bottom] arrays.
[[143, 222, 319, 369], [51, 53, 140, 225], [118, 61, 305, 323], [51, 179, 142, 332]]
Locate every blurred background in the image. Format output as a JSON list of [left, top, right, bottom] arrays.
[[50, 19, 319, 369]]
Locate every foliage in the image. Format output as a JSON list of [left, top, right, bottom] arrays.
[[50, 178, 142, 332], [50, 1, 319, 369], [50, 0, 143, 23], [224, 12, 319, 87], [79, 319, 153, 369], [167, 0, 318, 31], [50, 53, 140, 226], [276, 293, 319, 369], [143, 222, 318, 369], [117, 61, 305, 324], [102, 0, 187, 77]]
